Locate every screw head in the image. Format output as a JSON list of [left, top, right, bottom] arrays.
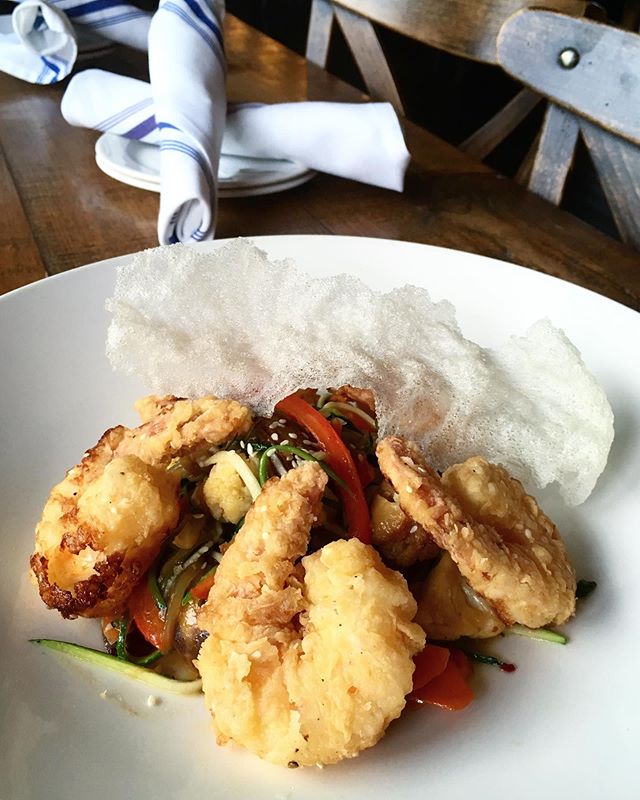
[[558, 47, 580, 69]]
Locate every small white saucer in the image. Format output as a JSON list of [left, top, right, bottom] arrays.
[[95, 133, 316, 197]]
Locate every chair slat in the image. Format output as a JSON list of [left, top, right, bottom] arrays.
[[498, 10, 640, 146], [528, 104, 580, 204], [460, 88, 540, 159], [332, 0, 585, 63], [306, 0, 335, 67], [581, 121, 640, 249], [333, 5, 405, 114]]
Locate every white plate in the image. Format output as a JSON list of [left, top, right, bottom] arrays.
[[1, 236, 639, 800], [95, 133, 316, 197]]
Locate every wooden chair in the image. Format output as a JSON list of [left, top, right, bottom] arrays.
[[306, 1, 640, 250], [306, 1, 586, 156]]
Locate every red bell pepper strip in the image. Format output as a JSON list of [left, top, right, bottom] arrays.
[[128, 578, 165, 650], [190, 571, 216, 601], [275, 394, 371, 544], [354, 451, 377, 489]]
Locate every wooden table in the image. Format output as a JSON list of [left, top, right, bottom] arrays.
[[1, 14, 639, 310]]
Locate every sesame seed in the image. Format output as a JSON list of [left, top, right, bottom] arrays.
[[239, 440, 245, 449], [409, 525, 418, 533], [246, 443, 254, 457], [281, 439, 289, 446], [288, 432, 298, 439], [303, 439, 315, 446], [278, 419, 287, 424], [270, 433, 279, 441], [268, 421, 278, 429]]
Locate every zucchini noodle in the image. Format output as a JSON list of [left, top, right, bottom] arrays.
[[319, 401, 377, 430]]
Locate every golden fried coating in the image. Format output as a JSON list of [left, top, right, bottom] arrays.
[[31, 395, 252, 619], [331, 385, 376, 417], [370, 493, 439, 567], [122, 395, 253, 465], [376, 437, 576, 629], [196, 462, 424, 767], [415, 552, 505, 640]]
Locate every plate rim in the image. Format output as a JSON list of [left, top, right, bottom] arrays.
[[2, 236, 638, 324], [95, 131, 316, 189]]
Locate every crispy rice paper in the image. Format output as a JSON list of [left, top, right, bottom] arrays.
[[106, 239, 613, 505]]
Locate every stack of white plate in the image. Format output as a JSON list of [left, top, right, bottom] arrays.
[[95, 133, 316, 197]]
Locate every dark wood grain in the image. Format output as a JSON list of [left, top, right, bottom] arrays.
[[0, 142, 46, 294], [0, 14, 639, 311], [330, 0, 586, 63], [528, 103, 580, 204], [581, 120, 640, 250]]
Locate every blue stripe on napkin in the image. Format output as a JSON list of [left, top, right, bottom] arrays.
[[160, 138, 214, 189], [183, 0, 223, 49], [64, 0, 131, 17], [96, 96, 154, 131], [90, 10, 149, 27], [123, 114, 157, 139], [161, 1, 223, 59]]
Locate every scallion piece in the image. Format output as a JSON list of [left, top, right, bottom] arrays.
[[507, 624, 568, 645], [148, 565, 167, 612], [114, 619, 128, 660], [31, 639, 202, 694], [257, 444, 348, 490], [465, 651, 516, 671], [128, 649, 163, 666], [318, 401, 377, 430]]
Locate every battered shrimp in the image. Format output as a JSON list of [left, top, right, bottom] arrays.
[[31, 395, 252, 618], [196, 462, 425, 767], [415, 552, 505, 640], [377, 437, 576, 629]]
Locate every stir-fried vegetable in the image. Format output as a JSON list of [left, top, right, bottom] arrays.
[[31, 639, 202, 693], [411, 656, 475, 711], [507, 624, 568, 645], [33, 386, 580, 716], [275, 394, 372, 544], [410, 645, 475, 711], [412, 644, 451, 690], [128, 578, 166, 650], [256, 443, 348, 490], [318, 401, 377, 433]]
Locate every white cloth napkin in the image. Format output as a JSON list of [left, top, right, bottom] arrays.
[[0, 0, 77, 83], [62, 69, 411, 193], [1, 0, 226, 243], [148, 0, 226, 243], [0, 0, 150, 84]]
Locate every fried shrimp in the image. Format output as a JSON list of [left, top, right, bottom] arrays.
[[376, 437, 576, 629], [31, 395, 252, 619], [415, 552, 505, 640], [196, 462, 425, 767]]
